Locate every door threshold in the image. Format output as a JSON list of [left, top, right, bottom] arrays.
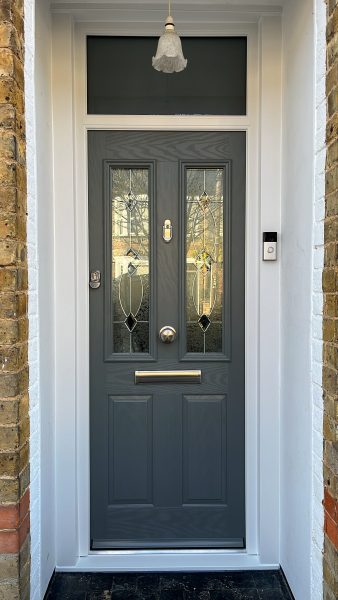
[[57, 553, 279, 572]]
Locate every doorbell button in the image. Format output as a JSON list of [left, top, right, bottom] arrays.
[[263, 232, 277, 261]]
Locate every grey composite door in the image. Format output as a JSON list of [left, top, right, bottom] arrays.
[[89, 131, 246, 549]]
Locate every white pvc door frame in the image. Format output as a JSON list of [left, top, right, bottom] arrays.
[[51, 6, 282, 570]]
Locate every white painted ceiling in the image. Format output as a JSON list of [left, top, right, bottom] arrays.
[[50, 0, 284, 24], [51, 0, 285, 5]]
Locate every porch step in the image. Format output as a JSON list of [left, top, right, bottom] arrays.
[[44, 569, 294, 599]]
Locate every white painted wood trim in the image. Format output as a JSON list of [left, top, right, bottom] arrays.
[[58, 553, 279, 573], [52, 12, 282, 570], [52, 13, 79, 567], [51, 1, 283, 24], [258, 15, 282, 564]]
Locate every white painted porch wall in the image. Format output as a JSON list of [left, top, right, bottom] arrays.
[[25, 0, 56, 597], [312, 0, 326, 596], [280, 0, 325, 599], [24, 0, 40, 596]]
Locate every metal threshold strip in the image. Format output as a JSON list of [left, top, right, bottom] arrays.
[[91, 538, 244, 550]]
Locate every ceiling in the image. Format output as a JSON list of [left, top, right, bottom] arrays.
[[50, 0, 285, 24]]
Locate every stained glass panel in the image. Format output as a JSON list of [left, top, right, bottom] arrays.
[[112, 168, 150, 353], [186, 168, 224, 354]]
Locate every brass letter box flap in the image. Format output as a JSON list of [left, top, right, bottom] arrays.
[[135, 370, 201, 384]]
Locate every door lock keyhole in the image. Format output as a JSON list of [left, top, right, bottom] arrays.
[[162, 219, 173, 243]]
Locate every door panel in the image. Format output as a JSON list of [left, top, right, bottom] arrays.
[[89, 131, 246, 549], [108, 396, 153, 505], [182, 395, 227, 504]]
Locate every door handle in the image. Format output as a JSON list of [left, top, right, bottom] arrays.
[[159, 326, 176, 343]]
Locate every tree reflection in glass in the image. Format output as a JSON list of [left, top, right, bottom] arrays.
[[186, 168, 224, 353], [111, 168, 150, 353]]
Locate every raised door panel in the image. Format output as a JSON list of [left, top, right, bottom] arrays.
[[183, 395, 227, 504], [108, 396, 153, 505]]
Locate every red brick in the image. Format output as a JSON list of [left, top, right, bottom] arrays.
[[324, 487, 338, 522], [0, 504, 18, 529], [325, 511, 338, 548], [0, 530, 18, 553]]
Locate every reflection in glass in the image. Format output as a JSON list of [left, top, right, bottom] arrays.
[[186, 168, 224, 353], [112, 168, 150, 353]]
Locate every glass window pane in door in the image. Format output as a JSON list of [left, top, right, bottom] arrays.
[[185, 168, 224, 354], [111, 168, 150, 353]]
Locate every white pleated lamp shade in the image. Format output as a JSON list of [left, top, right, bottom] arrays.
[[152, 16, 187, 73]]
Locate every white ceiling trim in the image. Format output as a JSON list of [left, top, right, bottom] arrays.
[[51, 2, 283, 23], [51, 0, 284, 5]]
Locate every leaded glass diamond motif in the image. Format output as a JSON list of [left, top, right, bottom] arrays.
[[124, 312, 137, 332], [199, 191, 210, 210], [126, 248, 139, 259], [195, 250, 214, 275], [127, 262, 138, 276], [198, 314, 211, 332], [125, 192, 137, 212]]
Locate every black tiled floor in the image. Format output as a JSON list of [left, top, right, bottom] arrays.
[[44, 571, 294, 600]]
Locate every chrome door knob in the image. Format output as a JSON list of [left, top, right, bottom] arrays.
[[159, 326, 177, 344]]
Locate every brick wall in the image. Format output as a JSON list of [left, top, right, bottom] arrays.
[[0, 0, 30, 598], [323, 1, 338, 599]]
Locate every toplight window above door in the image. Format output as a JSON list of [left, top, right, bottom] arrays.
[[87, 36, 247, 115]]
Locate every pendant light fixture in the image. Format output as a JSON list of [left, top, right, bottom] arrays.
[[152, 0, 187, 73]]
